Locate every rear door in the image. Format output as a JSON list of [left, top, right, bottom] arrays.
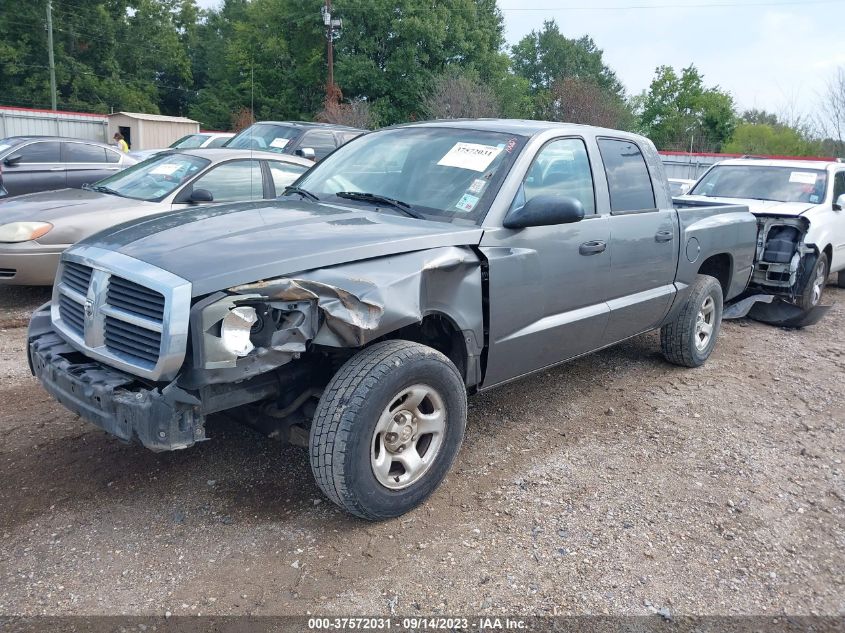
[[1, 140, 64, 195], [598, 138, 678, 344], [63, 141, 119, 188], [480, 136, 612, 387]]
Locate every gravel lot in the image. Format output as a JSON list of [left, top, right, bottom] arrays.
[[0, 284, 843, 617]]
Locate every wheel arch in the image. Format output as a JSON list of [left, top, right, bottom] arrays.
[[697, 252, 733, 298]]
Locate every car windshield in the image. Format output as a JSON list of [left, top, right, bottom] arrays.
[[690, 165, 828, 204], [170, 134, 209, 149], [90, 153, 210, 201], [225, 123, 300, 153], [290, 127, 526, 223]]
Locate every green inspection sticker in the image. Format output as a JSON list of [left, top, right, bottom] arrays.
[[456, 193, 480, 212]]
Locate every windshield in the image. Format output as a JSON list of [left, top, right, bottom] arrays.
[[91, 153, 210, 201], [290, 127, 526, 223], [170, 134, 209, 149], [225, 123, 300, 153], [690, 165, 828, 204]]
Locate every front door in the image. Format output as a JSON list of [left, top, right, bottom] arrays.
[[597, 138, 678, 344], [481, 137, 611, 387], [3, 140, 64, 196]]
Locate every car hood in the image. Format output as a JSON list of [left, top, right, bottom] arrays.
[[681, 195, 815, 217], [80, 199, 485, 296], [0, 188, 157, 223]]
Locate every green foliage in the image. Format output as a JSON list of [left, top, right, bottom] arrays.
[[637, 65, 737, 152], [724, 122, 823, 156]]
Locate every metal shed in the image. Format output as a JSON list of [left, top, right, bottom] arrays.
[[107, 112, 199, 151], [0, 106, 109, 142]]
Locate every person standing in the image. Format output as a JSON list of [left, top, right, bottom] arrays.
[[113, 132, 129, 153]]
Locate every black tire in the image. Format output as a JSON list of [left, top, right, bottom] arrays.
[[661, 274, 724, 368], [839, 270, 845, 289], [796, 252, 829, 312], [309, 340, 467, 521]]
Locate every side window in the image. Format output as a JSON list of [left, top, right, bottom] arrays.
[[105, 149, 122, 164], [300, 130, 338, 160], [597, 138, 656, 213], [15, 141, 61, 164], [206, 136, 230, 148], [63, 142, 108, 163], [833, 172, 845, 203], [268, 161, 308, 194], [189, 160, 263, 202], [516, 138, 595, 214]]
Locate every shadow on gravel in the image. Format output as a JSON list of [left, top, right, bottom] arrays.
[[0, 285, 51, 328]]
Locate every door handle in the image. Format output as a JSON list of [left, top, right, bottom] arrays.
[[579, 240, 607, 255], [655, 230, 674, 242]]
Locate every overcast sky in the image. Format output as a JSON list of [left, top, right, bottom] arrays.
[[196, 0, 842, 119]]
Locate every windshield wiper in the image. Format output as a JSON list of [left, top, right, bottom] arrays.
[[86, 184, 124, 197], [335, 191, 425, 219], [283, 185, 319, 202]]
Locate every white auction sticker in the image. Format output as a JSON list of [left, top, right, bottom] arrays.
[[269, 138, 289, 149], [437, 142, 502, 172], [789, 171, 818, 185], [150, 164, 181, 175]]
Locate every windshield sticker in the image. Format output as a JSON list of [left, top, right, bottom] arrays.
[[468, 178, 487, 195], [269, 138, 290, 149], [437, 142, 502, 172], [789, 171, 818, 185], [455, 193, 480, 212], [505, 138, 517, 153], [150, 163, 182, 175], [810, 194, 820, 203]]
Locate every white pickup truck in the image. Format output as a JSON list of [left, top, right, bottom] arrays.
[[681, 158, 845, 326]]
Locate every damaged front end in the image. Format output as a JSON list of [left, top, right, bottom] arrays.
[[30, 246, 484, 451], [744, 215, 831, 327]]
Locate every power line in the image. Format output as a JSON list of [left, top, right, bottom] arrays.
[[496, 0, 843, 9]]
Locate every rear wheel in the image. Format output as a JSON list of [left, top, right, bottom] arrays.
[[309, 340, 467, 521], [837, 269, 845, 289], [661, 274, 723, 368]]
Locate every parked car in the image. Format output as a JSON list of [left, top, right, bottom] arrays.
[[28, 120, 758, 520], [680, 158, 845, 324], [0, 136, 137, 198], [129, 132, 235, 161], [224, 121, 365, 161], [0, 148, 312, 285], [668, 177, 696, 196]]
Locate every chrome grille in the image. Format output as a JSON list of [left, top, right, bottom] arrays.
[[62, 262, 93, 295], [104, 316, 161, 367], [107, 276, 165, 321], [58, 294, 85, 336], [50, 247, 192, 382]]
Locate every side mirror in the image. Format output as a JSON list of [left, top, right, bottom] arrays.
[[296, 147, 316, 161], [834, 193, 845, 211], [189, 188, 214, 203], [4, 155, 22, 167], [503, 194, 585, 229]]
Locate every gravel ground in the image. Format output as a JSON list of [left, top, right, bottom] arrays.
[[0, 284, 843, 617]]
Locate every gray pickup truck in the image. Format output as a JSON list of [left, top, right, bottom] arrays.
[[28, 120, 758, 520]]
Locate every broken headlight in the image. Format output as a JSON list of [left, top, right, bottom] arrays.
[[220, 306, 258, 357]]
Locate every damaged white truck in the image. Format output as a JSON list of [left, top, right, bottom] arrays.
[[29, 121, 761, 520], [681, 158, 845, 326]]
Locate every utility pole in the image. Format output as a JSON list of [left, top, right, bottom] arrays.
[[321, 1, 342, 103], [46, 0, 57, 111]]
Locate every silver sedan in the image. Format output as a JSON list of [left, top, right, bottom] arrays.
[[0, 148, 313, 285]]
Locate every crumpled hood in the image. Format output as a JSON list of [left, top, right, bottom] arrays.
[[0, 188, 156, 223], [681, 195, 815, 217], [79, 199, 484, 296]]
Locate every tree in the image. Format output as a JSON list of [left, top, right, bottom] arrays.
[[511, 20, 624, 98], [316, 98, 374, 129], [637, 65, 736, 152], [723, 122, 822, 156], [536, 76, 633, 130], [421, 69, 501, 119], [816, 67, 845, 157]]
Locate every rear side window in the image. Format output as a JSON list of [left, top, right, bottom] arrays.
[[64, 142, 107, 163], [105, 149, 121, 164], [300, 130, 338, 160], [15, 141, 61, 163], [597, 139, 656, 213]]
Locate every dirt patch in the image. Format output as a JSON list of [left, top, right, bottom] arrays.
[[0, 286, 842, 617]]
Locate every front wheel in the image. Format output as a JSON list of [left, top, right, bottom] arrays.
[[661, 274, 724, 368], [796, 252, 829, 312], [309, 340, 467, 520]]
